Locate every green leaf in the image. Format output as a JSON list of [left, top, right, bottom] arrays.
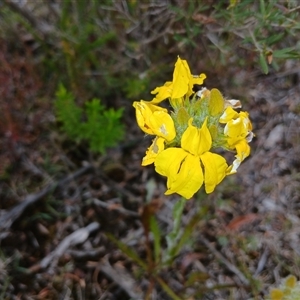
[[170, 211, 201, 259], [176, 107, 190, 126], [259, 0, 266, 16], [150, 216, 161, 264], [164, 198, 186, 263], [273, 48, 300, 59], [106, 233, 147, 270], [208, 125, 218, 140], [54, 84, 82, 139], [259, 53, 269, 74], [155, 277, 182, 300], [186, 271, 210, 286], [54, 85, 124, 154]]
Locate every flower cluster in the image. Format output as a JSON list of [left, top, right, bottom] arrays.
[[133, 57, 253, 199], [266, 275, 300, 300]]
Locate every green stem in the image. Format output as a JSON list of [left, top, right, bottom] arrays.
[[156, 276, 182, 300]]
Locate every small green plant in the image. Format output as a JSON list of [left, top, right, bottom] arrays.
[[55, 84, 124, 154]]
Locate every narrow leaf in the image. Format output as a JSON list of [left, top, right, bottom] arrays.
[[150, 216, 161, 264], [106, 233, 147, 270], [156, 277, 182, 300], [259, 53, 269, 74]]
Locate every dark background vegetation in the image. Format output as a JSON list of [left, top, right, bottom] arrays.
[[1, 1, 300, 299]]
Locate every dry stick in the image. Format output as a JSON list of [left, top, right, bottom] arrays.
[[40, 222, 100, 269], [254, 248, 269, 277], [0, 165, 93, 230], [92, 198, 139, 218], [198, 234, 250, 286], [99, 256, 145, 300]]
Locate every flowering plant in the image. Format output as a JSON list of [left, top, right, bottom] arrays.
[[266, 275, 300, 300], [133, 57, 253, 199]]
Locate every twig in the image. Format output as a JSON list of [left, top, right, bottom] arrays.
[[99, 256, 145, 300], [22, 156, 53, 184], [254, 248, 269, 276], [39, 222, 100, 269], [198, 234, 250, 286], [0, 164, 93, 230], [92, 198, 140, 218], [67, 247, 106, 260]]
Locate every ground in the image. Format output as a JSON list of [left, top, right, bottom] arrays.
[[1, 1, 300, 300]]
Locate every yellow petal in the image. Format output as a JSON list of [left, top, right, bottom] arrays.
[[240, 111, 252, 131], [150, 57, 206, 102], [181, 118, 212, 156], [200, 152, 228, 193], [190, 73, 206, 88], [132, 101, 176, 142], [154, 148, 203, 199], [172, 57, 190, 99], [269, 289, 284, 300], [151, 81, 173, 103], [219, 106, 239, 123], [225, 114, 253, 148], [225, 118, 248, 138], [155, 148, 187, 178], [142, 137, 165, 166], [221, 109, 253, 148], [149, 111, 176, 141], [285, 275, 297, 289], [227, 140, 250, 174], [236, 140, 250, 159]]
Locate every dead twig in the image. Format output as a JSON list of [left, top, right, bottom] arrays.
[[92, 198, 140, 218], [99, 256, 145, 300], [254, 248, 269, 277], [198, 234, 250, 286], [0, 164, 93, 230], [39, 222, 100, 270], [67, 247, 106, 260]]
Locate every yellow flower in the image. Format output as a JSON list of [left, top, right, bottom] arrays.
[[142, 136, 165, 166], [133, 100, 176, 142], [151, 57, 206, 103], [154, 118, 228, 199], [220, 107, 253, 174], [266, 275, 300, 300], [226, 140, 250, 174], [220, 107, 252, 147], [270, 289, 284, 300]]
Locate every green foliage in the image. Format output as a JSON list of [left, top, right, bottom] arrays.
[[149, 215, 161, 264], [123, 75, 149, 100], [54, 85, 82, 140], [211, 0, 300, 74], [106, 233, 147, 270], [164, 198, 186, 264], [55, 84, 124, 154], [169, 0, 300, 74]]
